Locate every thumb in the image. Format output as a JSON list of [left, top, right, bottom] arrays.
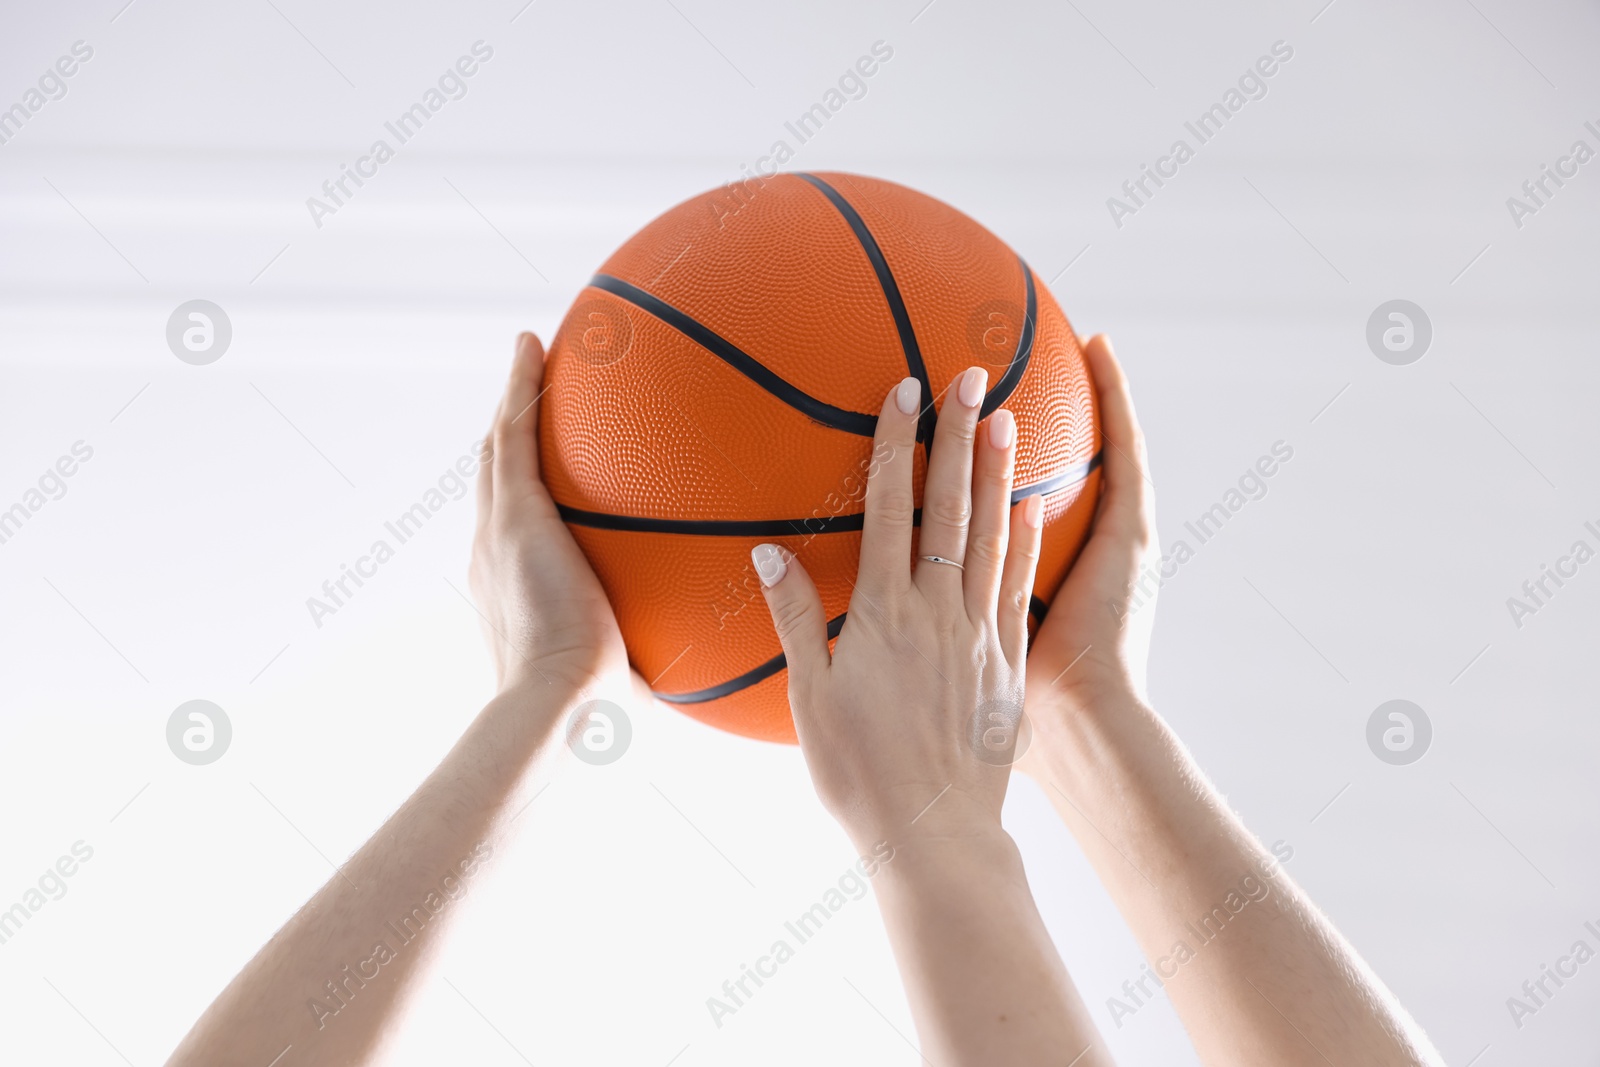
[[752, 543, 831, 685]]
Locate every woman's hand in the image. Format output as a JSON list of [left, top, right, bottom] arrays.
[[753, 368, 1115, 1067], [754, 366, 1044, 849], [469, 332, 633, 697], [1019, 335, 1160, 773]]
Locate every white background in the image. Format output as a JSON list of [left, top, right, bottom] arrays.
[[1, 0, 1597, 1063]]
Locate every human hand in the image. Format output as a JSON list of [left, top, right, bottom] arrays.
[[753, 366, 1044, 849], [469, 333, 633, 697], [1018, 335, 1159, 777]]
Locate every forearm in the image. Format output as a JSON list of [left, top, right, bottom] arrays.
[[1032, 691, 1439, 1066], [167, 681, 578, 1067], [870, 826, 1113, 1067]]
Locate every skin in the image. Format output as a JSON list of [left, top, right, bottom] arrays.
[[168, 328, 1444, 1067], [753, 366, 1112, 1067], [166, 334, 644, 1066], [1017, 335, 1445, 1066]]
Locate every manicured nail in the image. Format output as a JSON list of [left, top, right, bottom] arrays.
[[752, 543, 787, 587], [1021, 493, 1044, 529], [987, 408, 1015, 450], [894, 377, 920, 416], [957, 366, 987, 408]]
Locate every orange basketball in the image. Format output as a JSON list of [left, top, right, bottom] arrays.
[[540, 172, 1100, 743]]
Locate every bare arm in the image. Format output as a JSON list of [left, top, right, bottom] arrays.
[[167, 333, 636, 1066], [1020, 335, 1443, 1066], [755, 370, 1113, 1066]]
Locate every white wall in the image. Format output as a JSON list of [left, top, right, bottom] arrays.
[[1, 0, 1597, 1063]]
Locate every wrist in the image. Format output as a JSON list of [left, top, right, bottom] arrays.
[[871, 821, 1025, 897], [838, 784, 1006, 857], [1023, 683, 1153, 783], [482, 677, 590, 749]]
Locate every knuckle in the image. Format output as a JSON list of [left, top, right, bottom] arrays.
[[980, 459, 1012, 490], [924, 492, 971, 529], [942, 416, 977, 445], [967, 531, 1007, 566], [871, 489, 916, 527], [769, 596, 816, 641]]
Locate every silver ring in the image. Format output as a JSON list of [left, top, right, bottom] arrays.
[[919, 555, 964, 571]]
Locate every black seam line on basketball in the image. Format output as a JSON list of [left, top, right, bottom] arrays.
[[588, 273, 878, 438], [980, 258, 1036, 420], [793, 173, 938, 452], [654, 612, 849, 704], [1011, 450, 1102, 503], [554, 450, 1102, 535], [794, 175, 1037, 434], [1028, 595, 1050, 621]]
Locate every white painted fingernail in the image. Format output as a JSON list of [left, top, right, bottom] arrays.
[[752, 543, 787, 587], [988, 408, 1015, 449], [1022, 493, 1044, 529], [958, 366, 987, 408], [894, 377, 920, 416]]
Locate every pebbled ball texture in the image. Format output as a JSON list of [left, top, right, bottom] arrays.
[[541, 172, 1100, 743]]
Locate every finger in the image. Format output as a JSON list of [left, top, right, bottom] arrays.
[[492, 332, 546, 499], [753, 543, 831, 689], [857, 377, 922, 597], [963, 407, 1016, 622], [476, 397, 501, 524], [998, 493, 1045, 667], [1082, 335, 1153, 538], [915, 366, 987, 589]]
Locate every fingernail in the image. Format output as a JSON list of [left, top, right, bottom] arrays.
[[958, 366, 987, 408], [752, 543, 787, 587], [987, 408, 1015, 450], [1022, 494, 1044, 529], [894, 377, 920, 416]]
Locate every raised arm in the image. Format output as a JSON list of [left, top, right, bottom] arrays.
[[1019, 335, 1443, 1066], [166, 334, 635, 1066], [755, 369, 1114, 1066]]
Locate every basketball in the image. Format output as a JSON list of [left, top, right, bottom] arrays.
[[539, 172, 1100, 743]]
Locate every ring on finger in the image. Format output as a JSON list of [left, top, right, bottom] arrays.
[[919, 555, 965, 571]]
